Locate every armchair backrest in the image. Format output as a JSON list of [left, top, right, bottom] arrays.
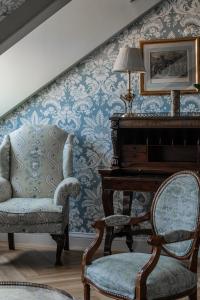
[[8, 125, 70, 198], [152, 171, 200, 258]]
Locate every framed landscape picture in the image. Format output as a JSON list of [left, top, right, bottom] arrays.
[[140, 37, 200, 95]]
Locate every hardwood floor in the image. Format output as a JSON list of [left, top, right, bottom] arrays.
[[0, 241, 198, 300]]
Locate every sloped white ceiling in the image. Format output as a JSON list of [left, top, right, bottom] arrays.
[[0, 0, 163, 118]]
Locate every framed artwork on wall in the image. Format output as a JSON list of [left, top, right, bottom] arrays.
[[140, 37, 200, 95]]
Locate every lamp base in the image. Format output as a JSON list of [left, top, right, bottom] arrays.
[[120, 93, 135, 116]]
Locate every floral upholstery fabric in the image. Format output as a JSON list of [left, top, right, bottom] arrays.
[[85, 252, 197, 300], [0, 177, 12, 203], [9, 125, 68, 198], [153, 173, 200, 257], [0, 135, 10, 180]]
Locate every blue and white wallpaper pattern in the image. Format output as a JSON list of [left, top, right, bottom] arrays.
[[0, 0, 200, 233], [0, 0, 27, 22]]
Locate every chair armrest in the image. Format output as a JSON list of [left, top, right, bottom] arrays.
[[0, 177, 12, 202], [148, 230, 195, 246], [82, 212, 150, 270], [135, 244, 162, 298], [82, 219, 105, 280], [54, 177, 80, 206], [104, 212, 150, 227], [161, 230, 195, 244], [135, 229, 195, 297]]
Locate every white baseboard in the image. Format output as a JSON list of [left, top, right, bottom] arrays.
[[0, 232, 150, 252]]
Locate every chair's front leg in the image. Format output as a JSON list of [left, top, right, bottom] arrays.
[[8, 233, 15, 250], [64, 224, 69, 251], [189, 289, 197, 300], [51, 234, 65, 266], [84, 283, 90, 300], [102, 189, 114, 256]]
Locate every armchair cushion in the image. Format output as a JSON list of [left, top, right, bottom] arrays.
[[0, 177, 12, 203], [85, 253, 197, 300], [0, 198, 63, 232]]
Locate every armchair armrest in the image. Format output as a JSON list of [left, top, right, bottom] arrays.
[[0, 177, 12, 202], [148, 230, 195, 246], [104, 212, 150, 227], [82, 212, 150, 269], [54, 177, 80, 206], [136, 229, 196, 298]]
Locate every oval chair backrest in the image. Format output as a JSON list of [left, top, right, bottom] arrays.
[[152, 171, 200, 258]]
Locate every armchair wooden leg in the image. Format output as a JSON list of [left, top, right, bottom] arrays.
[[84, 283, 90, 300], [51, 234, 65, 266], [189, 289, 197, 300], [64, 224, 69, 251], [8, 233, 15, 250]]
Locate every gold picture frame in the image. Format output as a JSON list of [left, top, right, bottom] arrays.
[[140, 37, 200, 95]]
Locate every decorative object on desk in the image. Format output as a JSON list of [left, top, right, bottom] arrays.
[[140, 37, 200, 95], [170, 89, 180, 116], [113, 46, 145, 117]]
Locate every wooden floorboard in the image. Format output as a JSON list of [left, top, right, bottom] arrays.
[[0, 241, 198, 300]]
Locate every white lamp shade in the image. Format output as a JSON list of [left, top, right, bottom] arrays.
[[113, 47, 145, 73]]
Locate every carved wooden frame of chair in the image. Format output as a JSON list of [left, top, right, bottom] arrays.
[[82, 171, 200, 300]]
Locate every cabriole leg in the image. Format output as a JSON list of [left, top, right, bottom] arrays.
[[51, 234, 65, 266], [8, 233, 15, 250], [189, 289, 197, 300], [64, 224, 69, 251], [84, 283, 90, 300]]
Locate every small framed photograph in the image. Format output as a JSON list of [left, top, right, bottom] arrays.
[[140, 37, 200, 95]]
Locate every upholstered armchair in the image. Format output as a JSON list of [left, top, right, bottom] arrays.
[[0, 125, 80, 265], [82, 171, 200, 300]]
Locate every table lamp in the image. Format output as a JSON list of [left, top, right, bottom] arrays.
[[113, 47, 145, 116]]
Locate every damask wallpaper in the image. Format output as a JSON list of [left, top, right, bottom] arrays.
[[0, 0, 27, 22], [0, 0, 200, 233]]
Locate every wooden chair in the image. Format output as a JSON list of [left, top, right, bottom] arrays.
[[82, 170, 200, 300]]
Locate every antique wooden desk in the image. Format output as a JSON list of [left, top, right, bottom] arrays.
[[99, 113, 200, 255]]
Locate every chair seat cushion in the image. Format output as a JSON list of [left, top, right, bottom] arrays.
[[85, 253, 197, 300], [0, 198, 63, 225]]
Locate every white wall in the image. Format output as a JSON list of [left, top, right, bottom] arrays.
[[0, 0, 162, 117]]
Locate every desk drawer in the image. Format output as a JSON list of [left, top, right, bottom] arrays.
[[121, 145, 147, 163]]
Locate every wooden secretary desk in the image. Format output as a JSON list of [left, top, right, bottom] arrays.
[[99, 113, 200, 255]]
